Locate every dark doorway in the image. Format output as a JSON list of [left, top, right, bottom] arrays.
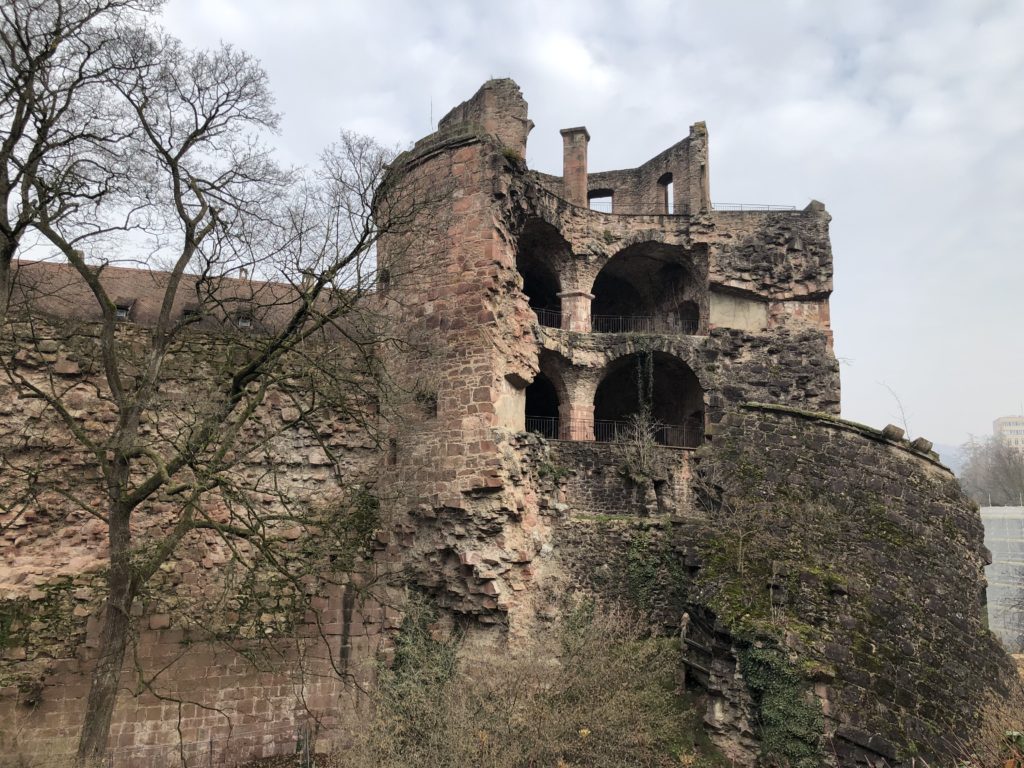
[[516, 219, 568, 328], [525, 372, 560, 438]]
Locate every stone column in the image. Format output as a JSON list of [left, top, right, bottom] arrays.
[[560, 126, 590, 207], [557, 290, 594, 333], [560, 401, 594, 441]]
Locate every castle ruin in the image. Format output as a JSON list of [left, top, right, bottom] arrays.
[[0, 79, 1019, 767]]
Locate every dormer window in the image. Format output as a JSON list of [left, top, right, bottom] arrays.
[[235, 310, 253, 330], [113, 299, 135, 322]]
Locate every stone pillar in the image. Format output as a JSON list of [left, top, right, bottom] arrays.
[[560, 126, 590, 207], [557, 290, 594, 332], [560, 401, 594, 441]]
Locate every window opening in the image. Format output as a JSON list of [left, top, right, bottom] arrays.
[[525, 373, 560, 439], [113, 298, 134, 321], [516, 219, 566, 328], [415, 390, 438, 418], [588, 189, 614, 213], [658, 173, 674, 215]]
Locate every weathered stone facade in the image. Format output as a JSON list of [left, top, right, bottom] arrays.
[[1, 78, 1019, 767], [372, 78, 1020, 767], [0, 320, 392, 767]]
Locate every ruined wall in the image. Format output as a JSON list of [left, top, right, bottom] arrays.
[[586, 122, 710, 215], [373, 80, 562, 639], [546, 441, 694, 518], [699, 405, 1020, 765], [0, 323, 387, 767], [545, 405, 1021, 767], [4, 77, 1017, 768], [371, 77, 843, 645], [537, 326, 840, 421]]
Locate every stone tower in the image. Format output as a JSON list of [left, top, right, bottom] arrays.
[[374, 79, 1018, 766]]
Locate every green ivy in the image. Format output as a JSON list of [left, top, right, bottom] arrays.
[[739, 646, 824, 768]]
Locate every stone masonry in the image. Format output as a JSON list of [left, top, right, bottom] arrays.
[[0, 78, 1020, 767], [372, 79, 1020, 767]]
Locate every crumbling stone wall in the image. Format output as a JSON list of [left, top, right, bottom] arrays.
[[370, 78, 843, 663], [546, 405, 1021, 766], [586, 122, 709, 215], [0, 322, 387, 767], [546, 441, 694, 518], [698, 405, 1021, 765], [3, 77, 1018, 768]]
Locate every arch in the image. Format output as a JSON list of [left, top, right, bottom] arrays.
[[525, 372, 560, 438], [516, 218, 567, 328], [590, 242, 706, 335], [593, 351, 704, 447]]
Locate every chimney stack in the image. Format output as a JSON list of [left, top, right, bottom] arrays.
[[560, 127, 590, 207]]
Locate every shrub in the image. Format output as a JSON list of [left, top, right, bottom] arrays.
[[340, 599, 726, 768]]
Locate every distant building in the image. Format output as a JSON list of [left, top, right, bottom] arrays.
[[994, 415, 1024, 451], [981, 506, 1024, 651]]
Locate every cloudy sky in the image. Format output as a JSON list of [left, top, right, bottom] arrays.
[[161, 0, 1024, 450]]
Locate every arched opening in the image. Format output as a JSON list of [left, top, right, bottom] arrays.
[[658, 172, 674, 215], [590, 242, 706, 335], [593, 352, 704, 447], [525, 372, 561, 439], [516, 219, 567, 328]]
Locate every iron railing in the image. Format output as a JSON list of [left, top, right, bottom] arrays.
[[584, 200, 797, 215], [591, 313, 654, 334], [526, 415, 562, 439], [525, 415, 703, 448], [591, 314, 699, 335], [533, 310, 699, 336], [531, 306, 562, 328], [712, 203, 797, 212]]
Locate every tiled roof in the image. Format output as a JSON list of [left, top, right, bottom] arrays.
[[9, 260, 347, 331]]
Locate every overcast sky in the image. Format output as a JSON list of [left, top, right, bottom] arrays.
[[161, 0, 1024, 449]]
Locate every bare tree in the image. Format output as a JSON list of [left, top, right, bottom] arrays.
[[0, 0, 161, 320], [0, 13, 434, 765], [959, 436, 1024, 507]]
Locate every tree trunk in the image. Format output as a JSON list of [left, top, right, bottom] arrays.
[[0, 245, 13, 323], [76, 507, 136, 767]]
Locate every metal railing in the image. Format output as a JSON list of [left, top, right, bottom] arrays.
[[591, 314, 699, 335], [584, 200, 797, 214], [531, 306, 562, 328], [591, 313, 654, 334], [525, 415, 703, 448], [526, 415, 562, 439], [712, 203, 797, 212], [532, 310, 699, 336]]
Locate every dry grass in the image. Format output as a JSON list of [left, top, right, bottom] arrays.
[[329, 600, 725, 768], [948, 687, 1024, 768]]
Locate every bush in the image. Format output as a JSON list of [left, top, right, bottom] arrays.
[[340, 600, 725, 768]]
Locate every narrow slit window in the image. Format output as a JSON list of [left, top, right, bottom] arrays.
[[658, 173, 674, 215]]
